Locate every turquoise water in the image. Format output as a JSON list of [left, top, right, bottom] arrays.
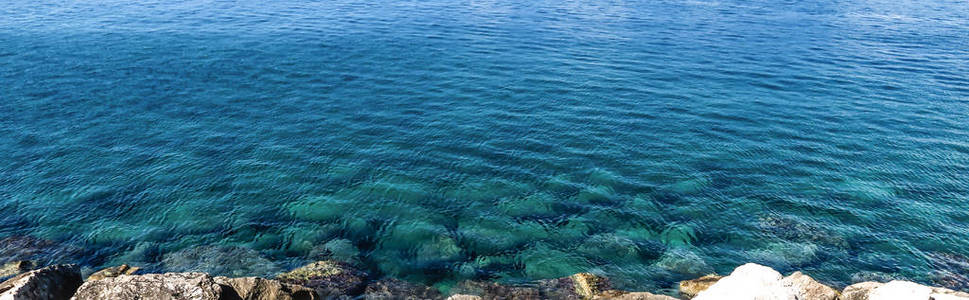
[[2, 0, 969, 292]]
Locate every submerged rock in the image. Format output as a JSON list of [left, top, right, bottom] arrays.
[[678, 274, 721, 299], [0, 264, 82, 300], [927, 252, 969, 291], [162, 245, 281, 278], [756, 215, 848, 248], [0, 261, 35, 279], [214, 276, 317, 300], [71, 272, 222, 300], [86, 264, 140, 281], [0, 236, 78, 264], [362, 278, 443, 300], [276, 261, 367, 298], [653, 247, 713, 277], [747, 242, 819, 268]]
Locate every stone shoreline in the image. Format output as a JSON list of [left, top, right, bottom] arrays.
[[2, 259, 967, 300]]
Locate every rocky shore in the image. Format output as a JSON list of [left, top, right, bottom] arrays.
[[2, 259, 967, 300]]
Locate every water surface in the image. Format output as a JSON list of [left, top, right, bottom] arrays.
[[2, 0, 969, 292]]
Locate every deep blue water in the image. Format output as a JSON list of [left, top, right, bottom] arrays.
[[2, 0, 969, 293]]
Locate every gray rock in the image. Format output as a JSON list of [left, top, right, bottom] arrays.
[[71, 272, 222, 300], [362, 278, 442, 300], [450, 280, 541, 300], [214, 276, 317, 300], [0, 264, 82, 300], [780, 271, 838, 300], [276, 261, 367, 298], [86, 264, 140, 281]]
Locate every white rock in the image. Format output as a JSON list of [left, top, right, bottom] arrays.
[[932, 294, 969, 300], [868, 281, 931, 300], [780, 271, 838, 300], [693, 263, 794, 300]]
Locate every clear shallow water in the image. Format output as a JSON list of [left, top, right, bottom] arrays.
[[2, 0, 969, 293]]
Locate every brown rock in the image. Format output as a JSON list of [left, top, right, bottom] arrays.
[[276, 261, 367, 298], [214, 276, 317, 300], [363, 278, 443, 300], [781, 271, 839, 300], [0, 261, 35, 279], [572, 273, 611, 299], [0, 264, 82, 300], [86, 264, 140, 281], [537, 273, 611, 300], [593, 290, 678, 300], [451, 280, 541, 300], [679, 274, 722, 299], [71, 272, 222, 300], [839, 281, 882, 300]]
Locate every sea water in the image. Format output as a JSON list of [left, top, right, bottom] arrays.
[[1, 0, 968, 292]]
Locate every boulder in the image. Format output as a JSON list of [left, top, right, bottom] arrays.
[[840, 282, 882, 300], [362, 278, 442, 300], [0, 261, 34, 279], [71, 272, 222, 300], [679, 274, 721, 299], [839, 280, 969, 300], [868, 281, 931, 300], [592, 290, 678, 300], [780, 271, 838, 300], [538, 273, 611, 299], [692, 263, 794, 300], [86, 264, 140, 281], [450, 280, 541, 300], [276, 261, 366, 298], [214, 276, 317, 300], [0, 264, 82, 300]]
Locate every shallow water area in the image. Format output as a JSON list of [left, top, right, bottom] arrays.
[[1, 0, 969, 292]]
